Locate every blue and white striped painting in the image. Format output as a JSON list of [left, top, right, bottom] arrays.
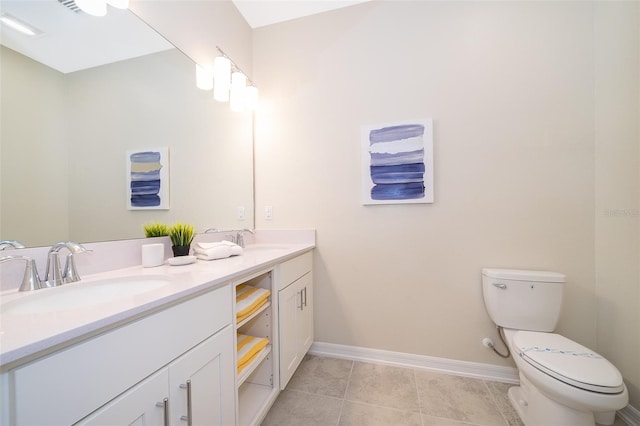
[[362, 119, 433, 205], [126, 147, 169, 210]]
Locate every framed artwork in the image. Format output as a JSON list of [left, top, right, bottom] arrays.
[[126, 147, 169, 210], [361, 119, 433, 205]]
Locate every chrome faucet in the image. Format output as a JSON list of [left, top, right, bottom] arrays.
[[45, 241, 91, 287], [205, 228, 236, 244], [0, 240, 26, 250], [203, 228, 254, 248], [235, 229, 254, 248], [0, 255, 44, 292]]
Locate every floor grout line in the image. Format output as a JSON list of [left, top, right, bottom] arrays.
[[482, 380, 508, 426], [412, 368, 425, 426], [335, 360, 354, 426]]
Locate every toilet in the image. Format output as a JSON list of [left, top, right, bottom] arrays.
[[482, 268, 628, 426]]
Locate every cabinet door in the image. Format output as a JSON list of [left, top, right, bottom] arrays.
[[278, 277, 302, 389], [77, 369, 169, 426], [278, 272, 313, 389], [298, 273, 314, 356], [169, 325, 235, 426]]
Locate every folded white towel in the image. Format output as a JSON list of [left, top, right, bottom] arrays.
[[195, 245, 231, 259], [194, 241, 243, 260], [196, 240, 236, 250]]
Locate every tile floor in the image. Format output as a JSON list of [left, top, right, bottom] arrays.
[[262, 354, 628, 426]]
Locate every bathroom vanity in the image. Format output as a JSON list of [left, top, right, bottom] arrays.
[[0, 241, 314, 426]]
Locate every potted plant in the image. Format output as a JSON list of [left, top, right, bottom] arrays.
[[143, 222, 169, 238], [168, 222, 195, 257]]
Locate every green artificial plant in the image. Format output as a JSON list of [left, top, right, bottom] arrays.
[[168, 222, 195, 247], [143, 222, 169, 238]]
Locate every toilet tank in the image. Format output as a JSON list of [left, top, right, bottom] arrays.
[[482, 268, 565, 332]]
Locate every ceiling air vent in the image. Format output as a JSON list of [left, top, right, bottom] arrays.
[[57, 0, 81, 13]]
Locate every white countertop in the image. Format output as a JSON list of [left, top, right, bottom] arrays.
[[0, 243, 314, 370]]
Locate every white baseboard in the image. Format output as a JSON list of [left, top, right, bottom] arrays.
[[309, 341, 639, 425], [309, 341, 520, 384], [619, 404, 640, 426]]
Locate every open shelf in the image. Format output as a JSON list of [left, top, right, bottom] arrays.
[[235, 269, 276, 426], [238, 382, 278, 426], [236, 301, 271, 329], [237, 344, 272, 387]]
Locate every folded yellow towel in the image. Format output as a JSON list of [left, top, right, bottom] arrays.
[[237, 334, 269, 374], [237, 299, 269, 323], [236, 284, 271, 321]]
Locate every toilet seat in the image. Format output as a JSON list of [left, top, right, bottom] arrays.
[[513, 331, 625, 394]]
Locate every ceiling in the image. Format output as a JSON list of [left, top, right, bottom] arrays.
[[232, 0, 369, 28], [0, 0, 367, 73], [0, 0, 172, 73]]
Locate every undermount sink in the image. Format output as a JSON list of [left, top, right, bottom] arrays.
[[1, 275, 173, 315]]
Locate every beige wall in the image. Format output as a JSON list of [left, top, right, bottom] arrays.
[[594, 1, 640, 408], [65, 49, 253, 242], [253, 0, 640, 408], [1, 46, 70, 245]]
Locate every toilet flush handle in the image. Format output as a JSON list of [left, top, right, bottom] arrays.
[[493, 283, 507, 289]]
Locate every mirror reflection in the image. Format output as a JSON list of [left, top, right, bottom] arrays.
[[0, 0, 255, 248]]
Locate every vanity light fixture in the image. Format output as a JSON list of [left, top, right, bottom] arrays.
[[0, 13, 43, 37], [75, 0, 107, 16], [196, 64, 214, 91], [106, 0, 129, 9], [213, 55, 231, 102], [230, 71, 247, 112], [211, 46, 259, 111], [244, 85, 259, 110]]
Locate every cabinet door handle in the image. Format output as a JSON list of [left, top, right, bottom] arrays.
[[179, 380, 193, 425], [156, 398, 169, 426], [303, 286, 307, 308]]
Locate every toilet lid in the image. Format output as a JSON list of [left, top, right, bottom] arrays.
[[513, 331, 624, 394]]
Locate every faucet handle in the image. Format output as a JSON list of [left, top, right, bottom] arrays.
[[0, 255, 44, 292], [45, 251, 63, 287], [20, 257, 43, 291], [62, 253, 82, 283], [235, 231, 244, 248]]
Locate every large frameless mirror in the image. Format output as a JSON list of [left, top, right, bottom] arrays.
[[0, 0, 254, 247]]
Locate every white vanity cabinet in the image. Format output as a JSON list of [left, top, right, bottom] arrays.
[[79, 326, 235, 426], [5, 285, 235, 426], [1, 246, 316, 426], [277, 252, 313, 389], [76, 368, 170, 425]]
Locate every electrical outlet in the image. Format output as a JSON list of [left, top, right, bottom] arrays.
[[265, 205, 273, 220], [237, 206, 245, 221]]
